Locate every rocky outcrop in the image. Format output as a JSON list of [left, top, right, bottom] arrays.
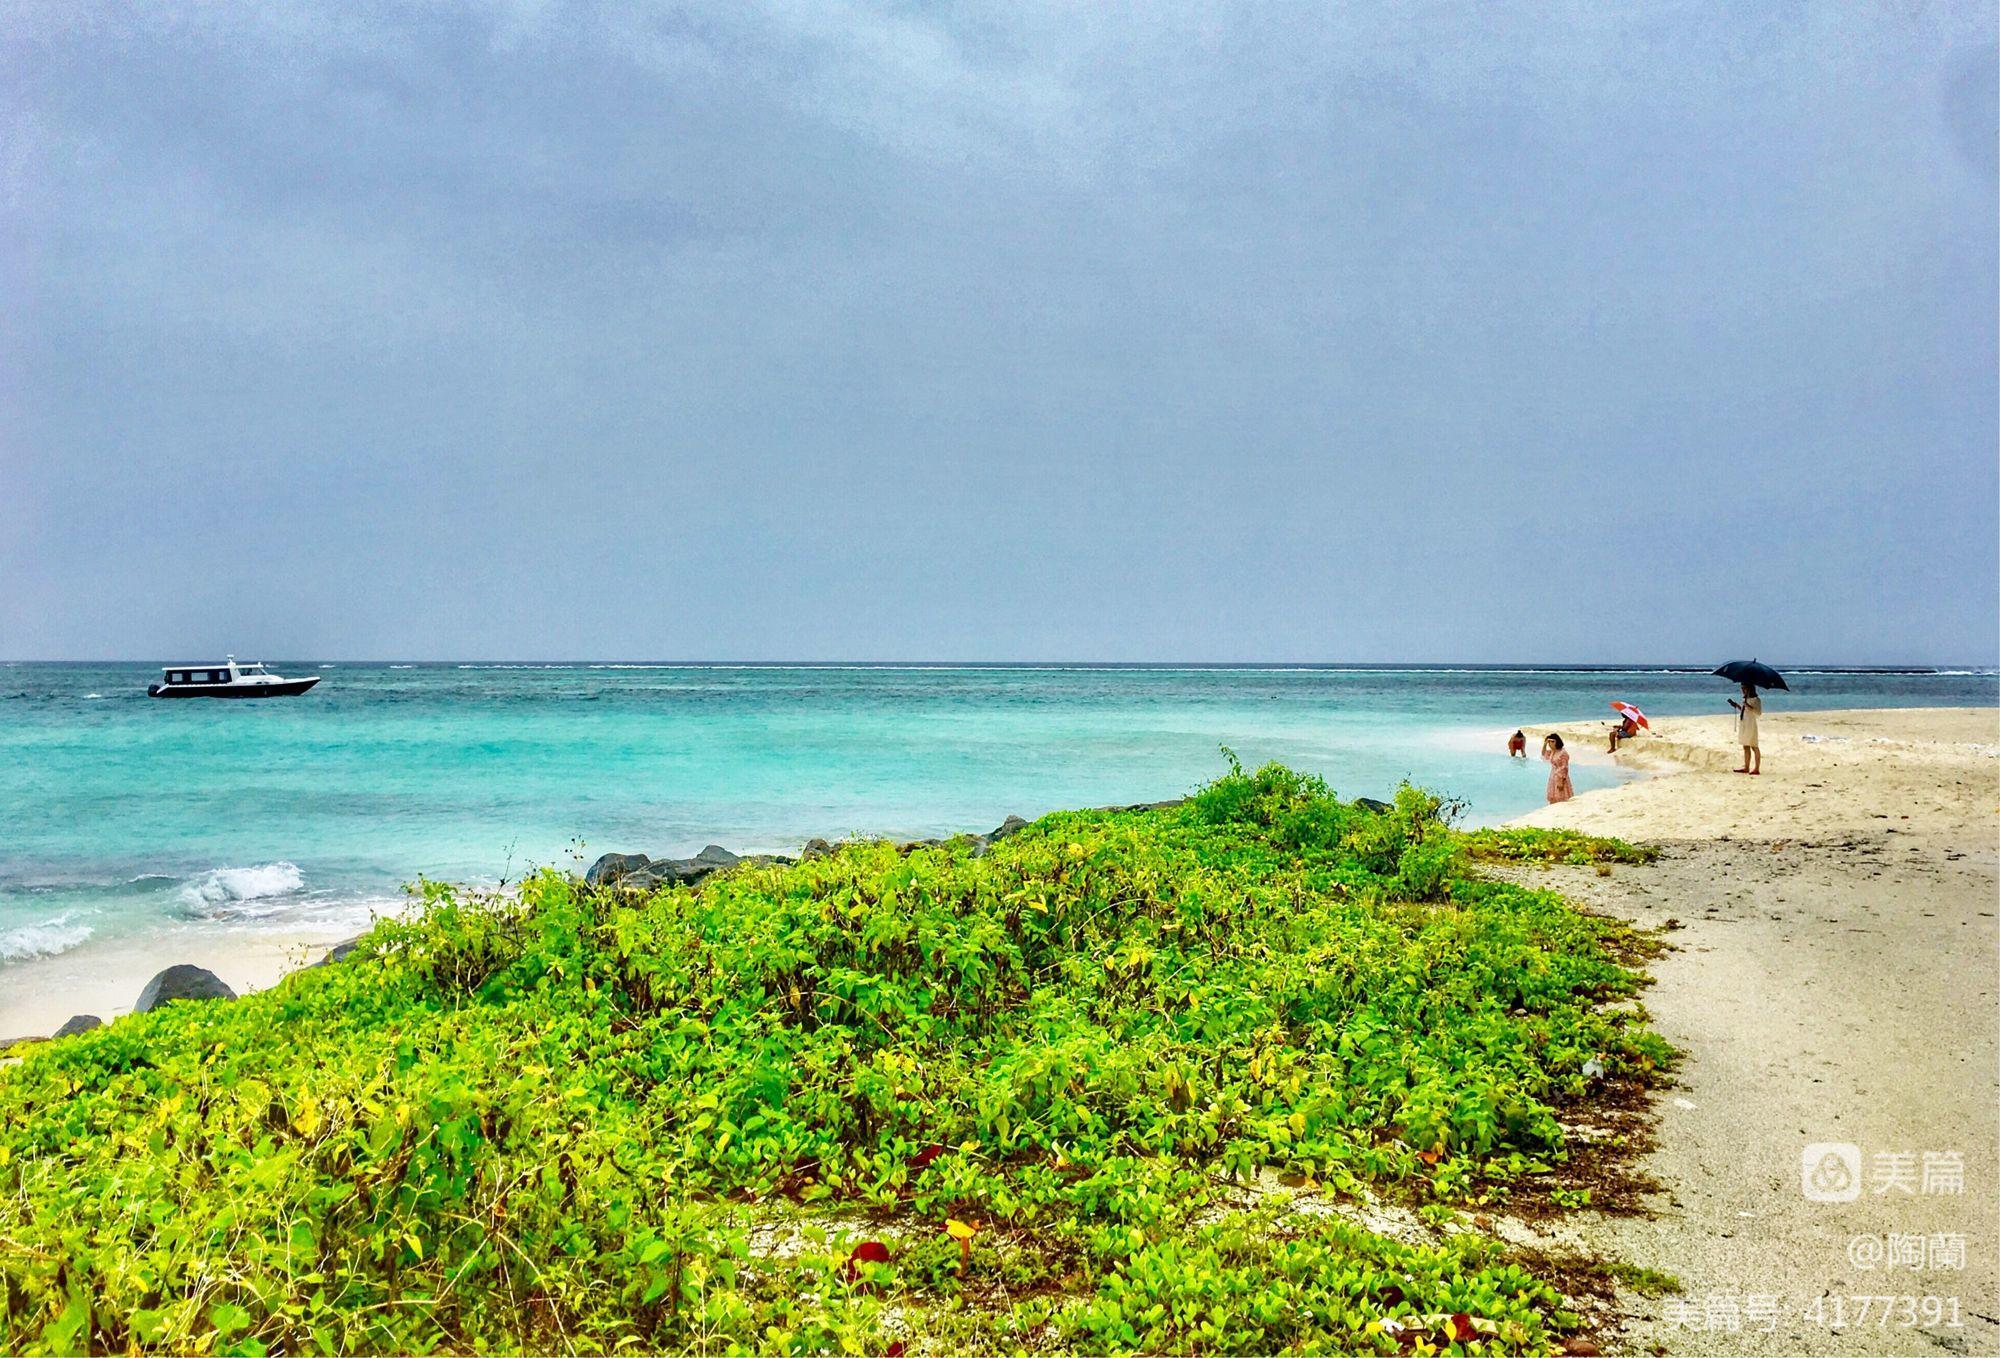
[[1354, 797, 1394, 815], [135, 964, 236, 1014], [53, 1014, 102, 1038], [317, 936, 367, 966], [585, 845, 792, 893], [587, 798, 1197, 891], [584, 852, 656, 887]]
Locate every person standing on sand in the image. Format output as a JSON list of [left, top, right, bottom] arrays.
[[1541, 733, 1573, 803], [1730, 682, 1763, 774]]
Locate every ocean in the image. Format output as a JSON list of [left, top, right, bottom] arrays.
[[2, 662, 1993, 969]]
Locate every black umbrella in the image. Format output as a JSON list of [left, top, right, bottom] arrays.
[[1713, 659, 1789, 691]]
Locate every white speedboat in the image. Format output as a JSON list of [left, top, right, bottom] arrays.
[[147, 656, 322, 699]]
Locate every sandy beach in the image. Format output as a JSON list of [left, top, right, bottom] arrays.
[[1503, 706, 2000, 1354], [0, 921, 378, 1043]]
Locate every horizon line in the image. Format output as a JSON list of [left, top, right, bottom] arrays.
[[6, 659, 1994, 673]]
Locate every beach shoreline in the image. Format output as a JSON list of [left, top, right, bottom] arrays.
[[0, 920, 383, 1043], [1497, 705, 2000, 1354], [7, 706, 1994, 1050]]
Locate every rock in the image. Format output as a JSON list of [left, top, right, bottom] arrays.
[[1354, 797, 1394, 815], [317, 936, 367, 966], [585, 852, 656, 888], [135, 964, 236, 1014], [801, 838, 835, 860], [53, 1014, 102, 1038], [0, 1034, 45, 1054], [965, 834, 992, 859], [990, 814, 1031, 841], [657, 858, 721, 886], [590, 845, 769, 892]]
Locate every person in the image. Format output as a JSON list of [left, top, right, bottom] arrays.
[[1542, 733, 1573, 803], [1507, 729, 1527, 758], [1608, 714, 1639, 753], [1729, 682, 1762, 774]]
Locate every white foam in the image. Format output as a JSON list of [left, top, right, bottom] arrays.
[[0, 915, 93, 962], [178, 862, 307, 917]]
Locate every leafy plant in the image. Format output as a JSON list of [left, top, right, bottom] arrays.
[[1462, 827, 1658, 866], [0, 765, 1664, 1354]]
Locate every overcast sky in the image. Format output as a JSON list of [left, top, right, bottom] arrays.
[[2, 2, 1994, 663]]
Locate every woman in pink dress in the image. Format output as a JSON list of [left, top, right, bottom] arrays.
[[1541, 733, 1574, 803]]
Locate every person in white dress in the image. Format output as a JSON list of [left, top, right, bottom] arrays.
[[1729, 683, 1762, 774]]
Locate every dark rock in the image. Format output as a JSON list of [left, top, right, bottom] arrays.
[[0, 1034, 45, 1054], [586, 852, 656, 888], [990, 814, 1031, 841], [657, 858, 720, 886], [1354, 797, 1394, 815], [53, 1014, 102, 1038], [317, 936, 367, 967], [135, 964, 236, 1014], [590, 844, 768, 893], [801, 838, 835, 860]]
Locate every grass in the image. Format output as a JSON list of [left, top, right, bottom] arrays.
[[0, 763, 1668, 1355], [1605, 1261, 1683, 1298]]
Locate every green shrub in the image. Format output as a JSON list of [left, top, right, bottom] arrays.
[[1462, 827, 1657, 866], [0, 766, 1660, 1355]]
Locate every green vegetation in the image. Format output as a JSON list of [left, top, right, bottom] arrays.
[[1461, 826, 1658, 866], [0, 764, 1667, 1355], [1605, 1260, 1682, 1298]]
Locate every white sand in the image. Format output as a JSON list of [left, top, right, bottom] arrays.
[[1497, 706, 2000, 1355], [0, 921, 376, 1041]]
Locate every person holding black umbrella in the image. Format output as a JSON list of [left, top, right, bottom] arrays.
[[1729, 682, 1762, 774], [1713, 660, 1788, 775]]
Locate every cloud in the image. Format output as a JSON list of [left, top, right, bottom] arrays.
[[1, 1, 1994, 661]]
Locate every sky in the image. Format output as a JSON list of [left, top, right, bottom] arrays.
[[1, 2, 1995, 664]]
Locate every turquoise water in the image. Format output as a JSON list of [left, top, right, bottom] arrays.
[[2, 663, 1992, 965]]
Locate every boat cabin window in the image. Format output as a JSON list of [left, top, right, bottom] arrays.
[[170, 671, 189, 684]]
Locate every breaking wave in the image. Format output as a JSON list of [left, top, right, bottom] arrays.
[[0, 915, 93, 962], [177, 862, 307, 917]]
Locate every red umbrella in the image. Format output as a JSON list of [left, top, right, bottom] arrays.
[[1610, 701, 1649, 729]]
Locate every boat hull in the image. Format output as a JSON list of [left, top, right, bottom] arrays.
[[147, 677, 322, 699]]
